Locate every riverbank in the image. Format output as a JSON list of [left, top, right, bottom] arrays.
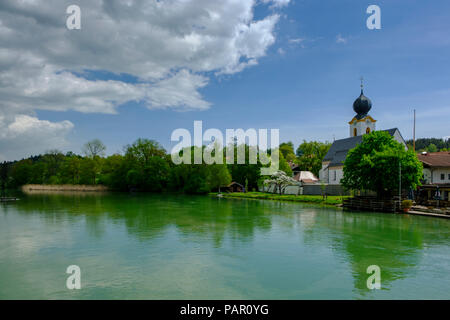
[[210, 192, 348, 206], [21, 184, 109, 193]]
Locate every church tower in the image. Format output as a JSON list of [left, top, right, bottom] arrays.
[[349, 78, 376, 137]]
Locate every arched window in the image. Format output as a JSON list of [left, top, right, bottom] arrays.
[[366, 127, 371, 134], [353, 128, 357, 137]]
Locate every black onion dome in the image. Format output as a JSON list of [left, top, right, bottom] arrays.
[[353, 90, 372, 119]]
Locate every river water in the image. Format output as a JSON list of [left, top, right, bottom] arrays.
[[1, 193, 449, 299]]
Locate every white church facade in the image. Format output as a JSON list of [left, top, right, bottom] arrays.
[[319, 84, 406, 185]]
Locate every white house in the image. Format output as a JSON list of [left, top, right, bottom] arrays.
[[418, 152, 450, 185]]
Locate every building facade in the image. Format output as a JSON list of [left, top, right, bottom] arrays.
[[417, 152, 450, 202]]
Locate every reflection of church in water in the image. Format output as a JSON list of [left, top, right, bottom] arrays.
[[320, 81, 406, 185]]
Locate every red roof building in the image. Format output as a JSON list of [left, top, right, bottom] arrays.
[[417, 152, 450, 185]]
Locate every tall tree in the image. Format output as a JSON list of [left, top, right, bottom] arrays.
[[1, 162, 8, 196], [342, 131, 423, 197], [125, 138, 166, 166], [207, 164, 232, 191], [296, 141, 331, 176], [82, 139, 106, 158], [279, 142, 296, 162]]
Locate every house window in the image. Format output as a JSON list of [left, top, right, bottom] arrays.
[[333, 170, 337, 181], [353, 128, 357, 137], [366, 127, 370, 134], [448, 174, 450, 180], [441, 173, 445, 180]]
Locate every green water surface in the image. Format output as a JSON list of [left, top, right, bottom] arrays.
[[0, 193, 449, 299]]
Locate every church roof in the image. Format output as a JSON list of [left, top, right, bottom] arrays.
[[353, 91, 372, 119], [324, 128, 403, 168]]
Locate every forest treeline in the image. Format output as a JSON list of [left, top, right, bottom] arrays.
[[0, 138, 332, 194], [406, 138, 450, 152]]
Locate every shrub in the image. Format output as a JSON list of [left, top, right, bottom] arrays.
[[402, 199, 413, 209]]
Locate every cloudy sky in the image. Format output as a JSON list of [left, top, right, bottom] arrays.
[[1, 0, 449, 161]]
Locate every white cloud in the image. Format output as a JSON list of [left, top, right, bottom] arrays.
[[0, 0, 289, 160], [336, 34, 348, 44], [288, 38, 305, 44], [0, 113, 74, 161], [262, 0, 291, 8]]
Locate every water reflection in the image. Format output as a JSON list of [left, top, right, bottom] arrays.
[[2, 192, 449, 299]]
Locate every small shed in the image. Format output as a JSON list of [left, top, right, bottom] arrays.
[[227, 182, 244, 193]]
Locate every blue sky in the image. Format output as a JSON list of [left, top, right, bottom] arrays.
[[1, 0, 450, 160]]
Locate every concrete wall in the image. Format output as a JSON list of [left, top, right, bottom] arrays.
[[303, 184, 350, 196], [261, 183, 350, 196], [260, 184, 302, 195]]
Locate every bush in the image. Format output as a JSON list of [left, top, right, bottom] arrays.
[[402, 199, 413, 209]]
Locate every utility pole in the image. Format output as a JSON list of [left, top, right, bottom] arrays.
[[399, 160, 402, 211], [413, 109, 416, 152]]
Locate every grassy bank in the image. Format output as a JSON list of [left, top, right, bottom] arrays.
[[210, 192, 348, 206]]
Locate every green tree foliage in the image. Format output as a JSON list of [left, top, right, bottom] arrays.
[[42, 150, 65, 179], [4, 138, 276, 195], [207, 164, 232, 191], [278, 152, 292, 176], [295, 141, 331, 177], [1, 162, 10, 194], [226, 144, 262, 191], [125, 138, 166, 165], [342, 131, 423, 197], [98, 154, 127, 190], [279, 142, 296, 162], [60, 156, 82, 184], [426, 143, 438, 153], [406, 137, 450, 152], [82, 139, 106, 158], [10, 160, 33, 187]]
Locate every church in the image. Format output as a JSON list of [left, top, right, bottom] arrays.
[[319, 83, 407, 185]]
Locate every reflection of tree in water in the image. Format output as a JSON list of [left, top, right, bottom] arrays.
[[13, 193, 274, 245], [303, 210, 450, 295]]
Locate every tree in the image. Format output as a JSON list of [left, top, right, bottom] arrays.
[[62, 156, 82, 184], [125, 138, 166, 166], [226, 144, 261, 190], [406, 137, 450, 152], [278, 151, 293, 176], [11, 159, 33, 187], [341, 131, 423, 197], [296, 141, 331, 177], [280, 142, 296, 162], [207, 164, 232, 191], [43, 150, 64, 180], [99, 154, 127, 190], [82, 139, 106, 158], [1, 162, 9, 196], [264, 170, 297, 195], [79, 157, 100, 185], [426, 143, 438, 153], [143, 156, 170, 192]]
